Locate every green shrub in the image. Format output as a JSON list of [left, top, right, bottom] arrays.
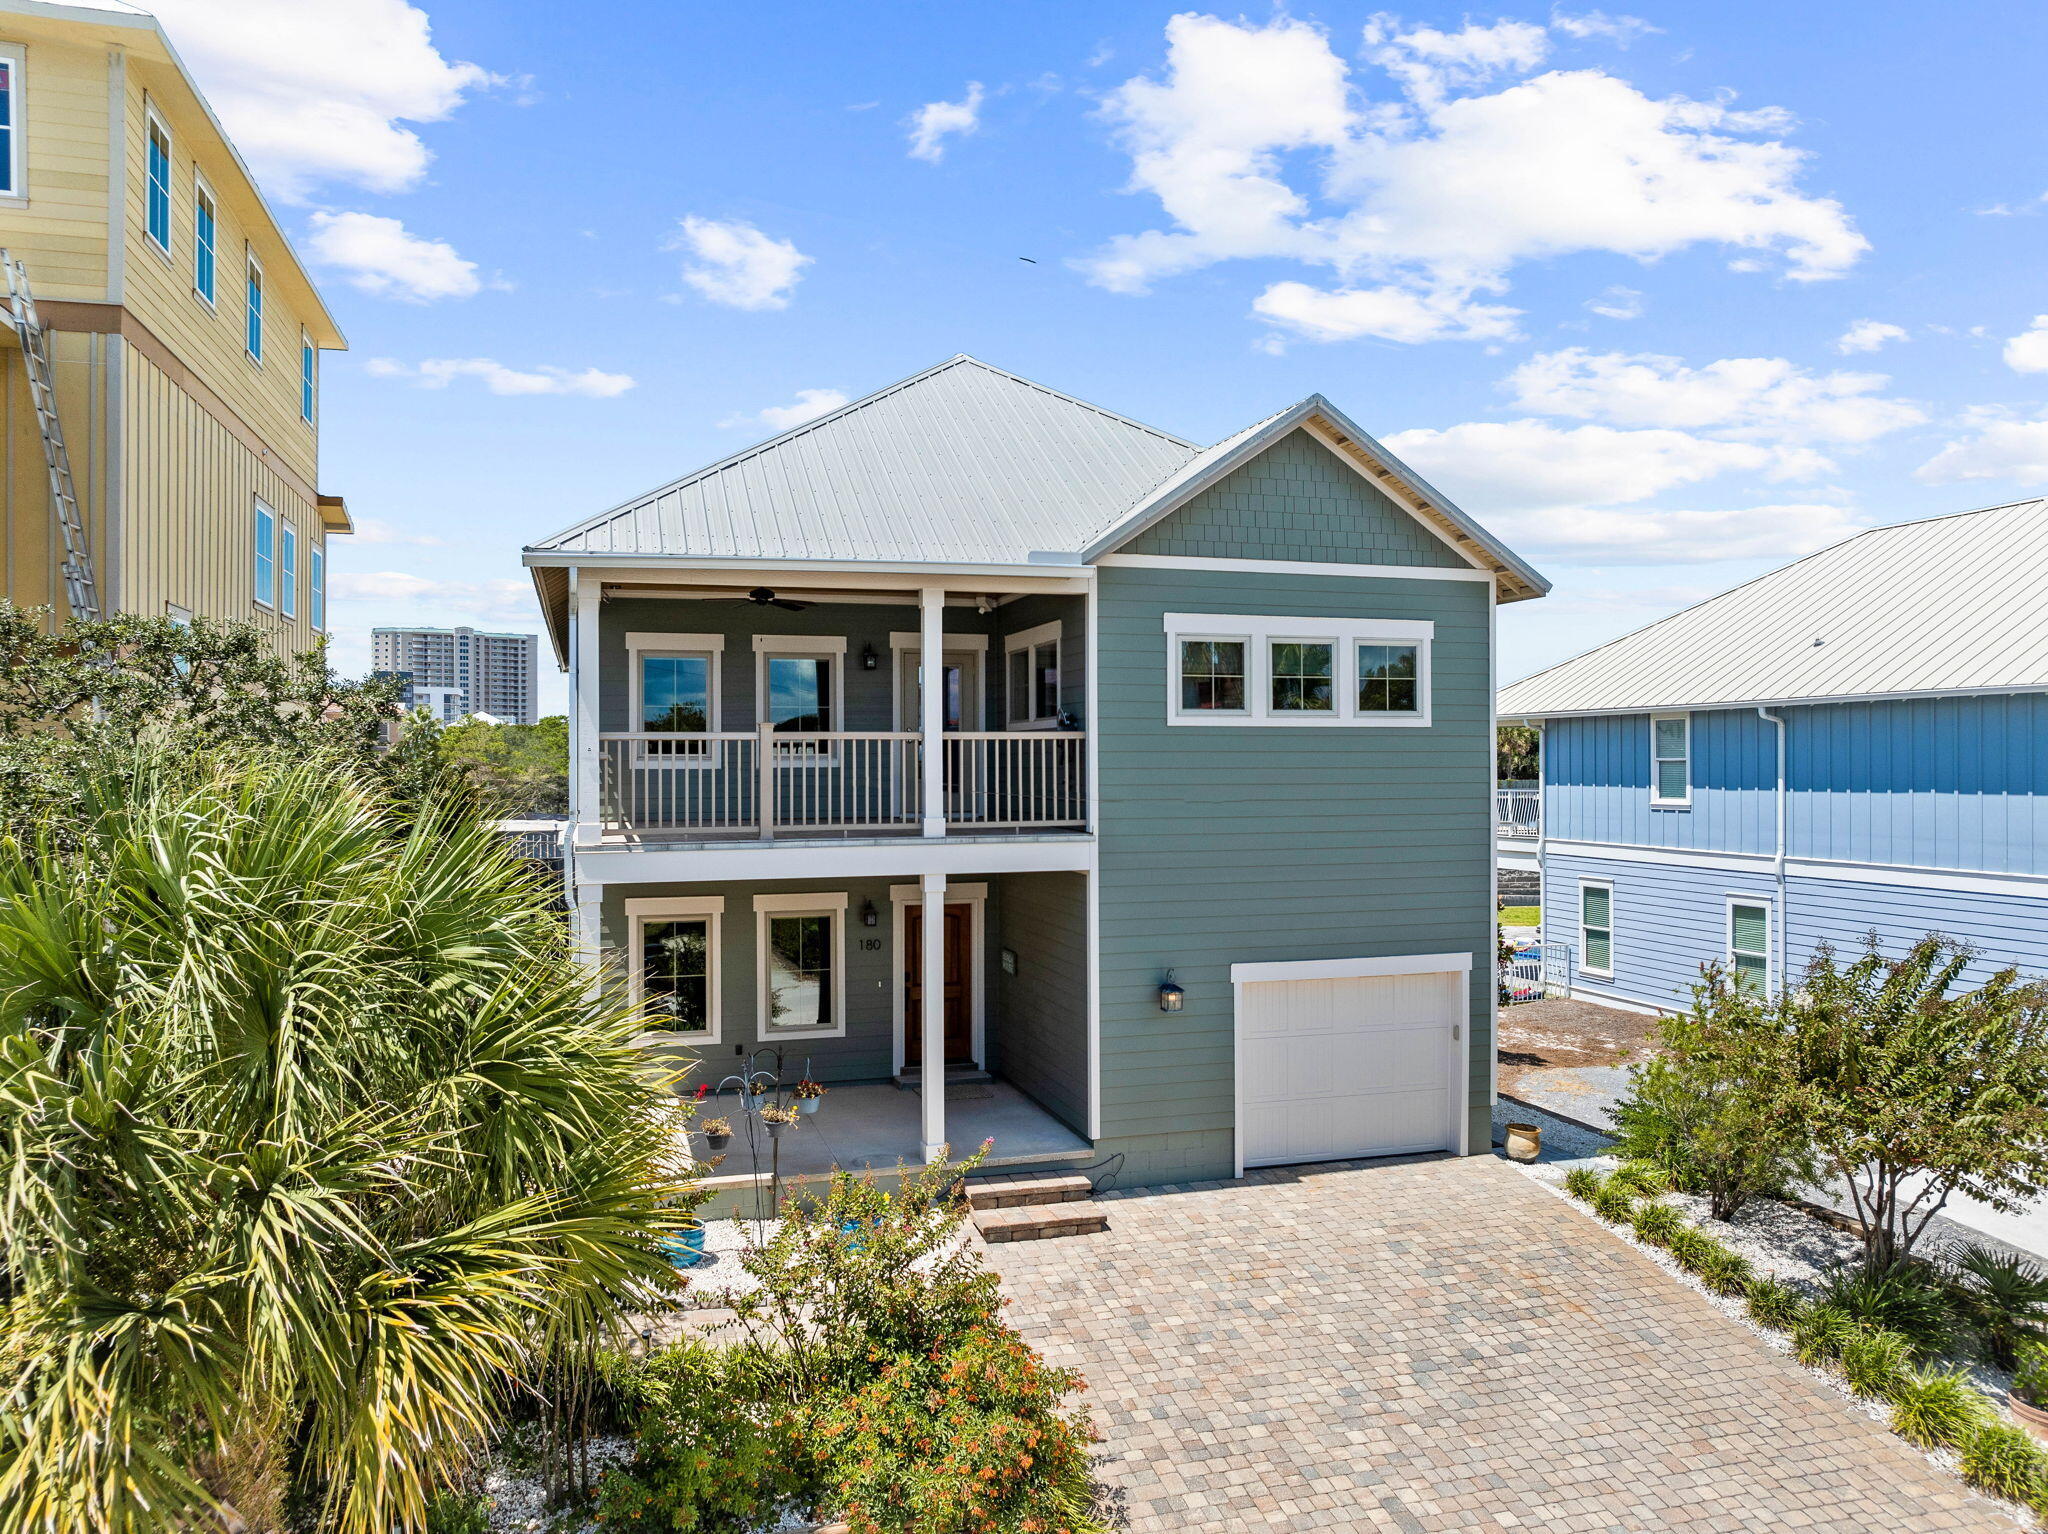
[[424, 1490, 491, 1534], [1839, 1329, 1916, 1401], [1629, 1202, 1684, 1246], [2013, 1341, 2048, 1408], [1792, 1304, 1863, 1367], [1562, 1166, 1604, 1203], [1663, 1226, 1721, 1273], [1946, 1243, 2048, 1370], [1695, 1247, 1757, 1298], [1746, 1277, 1807, 1331], [1609, 1161, 1673, 1198], [1958, 1421, 2048, 1505], [1591, 1180, 1636, 1223], [1889, 1368, 1995, 1449], [1817, 1263, 1953, 1360]]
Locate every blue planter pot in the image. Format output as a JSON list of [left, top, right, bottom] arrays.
[[658, 1221, 707, 1269]]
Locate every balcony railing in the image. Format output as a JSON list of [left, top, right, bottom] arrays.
[[1496, 786, 1540, 838], [598, 726, 1086, 839]]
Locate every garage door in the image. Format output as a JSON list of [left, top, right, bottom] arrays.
[[1238, 968, 1462, 1168]]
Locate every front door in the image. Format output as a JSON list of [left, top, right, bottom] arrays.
[[903, 903, 975, 1066]]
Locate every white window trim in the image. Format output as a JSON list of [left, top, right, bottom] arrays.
[[1725, 894, 1773, 991], [0, 46, 25, 204], [626, 894, 724, 1045], [300, 329, 316, 423], [888, 882, 988, 1074], [1578, 878, 1615, 979], [1163, 612, 1435, 728], [278, 521, 297, 619], [244, 247, 264, 364], [888, 631, 987, 731], [142, 100, 173, 257], [308, 544, 325, 633], [1650, 711, 1692, 807], [252, 499, 275, 609], [191, 169, 217, 307], [752, 634, 847, 743], [626, 631, 725, 760], [1004, 619, 1063, 729], [753, 891, 848, 1039]]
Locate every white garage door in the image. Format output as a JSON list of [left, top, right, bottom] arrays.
[[1238, 969, 1461, 1168]]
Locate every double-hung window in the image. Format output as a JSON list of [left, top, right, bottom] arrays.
[[300, 332, 316, 422], [628, 896, 723, 1041], [754, 635, 844, 754], [1166, 614, 1432, 726], [755, 892, 846, 1038], [1651, 713, 1691, 806], [629, 632, 722, 759], [145, 108, 172, 253], [244, 252, 264, 362], [278, 523, 297, 618], [1, 52, 23, 199], [193, 175, 217, 304], [252, 500, 275, 607], [1579, 882, 1614, 977], [308, 544, 325, 632], [1728, 900, 1771, 992], [1004, 621, 1061, 726]]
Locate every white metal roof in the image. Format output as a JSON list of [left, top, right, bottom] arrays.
[[1498, 498, 2048, 717]]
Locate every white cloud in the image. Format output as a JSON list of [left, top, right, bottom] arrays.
[[1586, 285, 1643, 319], [1915, 409, 2048, 483], [1549, 9, 1661, 45], [1252, 281, 1519, 344], [351, 517, 446, 546], [1486, 500, 1859, 563], [1506, 347, 1924, 443], [364, 357, 636, 397], [331, 570, 536, 626], [143, 0, 494, 201], [1836, 318, 1908, 355], [303, 211, 483, 302], [2003, 316, 2048, 374], [906, 82, 985, 163], [1080, 14, 1865, 345], [669, 216, 811, 310], [719, 388, 849, 432]]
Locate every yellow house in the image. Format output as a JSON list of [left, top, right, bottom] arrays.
[[0, 0, 347, 644]]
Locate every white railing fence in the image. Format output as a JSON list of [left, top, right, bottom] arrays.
[[598, 726, 1085, 837], [1496, 785, 1540, 837]]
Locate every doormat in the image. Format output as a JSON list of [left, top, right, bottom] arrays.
[[946, 1085, 994, 1101]]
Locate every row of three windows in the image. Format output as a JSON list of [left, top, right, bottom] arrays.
[[1169, 614, 1433, 726], [253, 501, 323, 627], [1577, 883, 1770, 990]]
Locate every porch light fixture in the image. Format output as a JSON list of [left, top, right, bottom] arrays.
[[1158, 971, 1185, 1013], [861, 899, 879, 928], [860, 643, 879, 671]]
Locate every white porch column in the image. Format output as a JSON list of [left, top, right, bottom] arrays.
[[919, 585, 946, 838], [920, 870, 948, 1162], [571, 569, 602, 848]]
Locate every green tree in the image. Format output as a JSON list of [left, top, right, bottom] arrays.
[[1783, 937, 2048, 1270], [438, 714, 569, 817], [0, 745, 696, 1534], [1613, 965, 1815, 1220], [1496, 723, 1539, 783]]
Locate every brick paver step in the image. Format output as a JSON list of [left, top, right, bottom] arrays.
[[971, 1199, 1107, 1243], [965, 1171, 1094, 1210]]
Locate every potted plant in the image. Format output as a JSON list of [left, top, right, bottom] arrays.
[[700, 1116, 732, 1152], [794, 1078, 827, 1114], [2011, 1343, 2048, 1443], [760, 1103, 798, 1139], [657, 1217, 706, 1270]]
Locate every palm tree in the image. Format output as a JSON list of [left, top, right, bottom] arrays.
[[0, 745, 696, 1534]]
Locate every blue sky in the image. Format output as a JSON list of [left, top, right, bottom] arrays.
[[148, 0, 2048, 713]]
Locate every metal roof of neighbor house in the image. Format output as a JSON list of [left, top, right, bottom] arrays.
[[1498, 497, 2048, 717]]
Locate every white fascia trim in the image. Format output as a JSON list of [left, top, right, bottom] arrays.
[[1545, 837, 2048, 901], [1100, 552, 1494, 583], [1230, 951, 1473, 984], [752, 634, 848, 654], [1501, 683, 2048, 720], [753, 890, 851, 913], [628, 631, 727, 652], [523, 552, 1096, 580], [889, 882, 988, 901], [625, 895, 727, 916], [889, 631, 988, 650], [1544, 839, 1778, 875], [1004, 619, 1062, 653], [572, 835, 1096, 886]]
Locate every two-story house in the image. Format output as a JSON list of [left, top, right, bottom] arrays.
[[1, 0, 347, 637], [527, 356, 1547, 1199], [1499, 497, 2048, 1013]]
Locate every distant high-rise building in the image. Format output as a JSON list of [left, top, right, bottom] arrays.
[[371, 627, 538, 725]]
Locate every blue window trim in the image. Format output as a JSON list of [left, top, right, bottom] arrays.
[[253, 501, 275, 608], [193, 177, 216, 305], [0, 55, 20, 200], [300, 335, 315, 422], [244, 255, 264, 362], [279, 523, 297, 619], [309, 545, 325, 632]]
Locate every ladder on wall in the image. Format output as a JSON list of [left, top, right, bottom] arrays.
[[1, 250, 101, 621]]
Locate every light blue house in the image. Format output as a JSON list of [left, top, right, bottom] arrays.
[[1498, 498, 2048, 1013]]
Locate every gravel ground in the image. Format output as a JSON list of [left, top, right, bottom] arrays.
[[675, 1216, 782, 1306], [1490, 1096, 1616, 1162]]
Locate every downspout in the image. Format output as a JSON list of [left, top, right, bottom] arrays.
[[1757, 707, 1787, 991]]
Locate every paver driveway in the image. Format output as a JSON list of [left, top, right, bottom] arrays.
[[986, 1154, 2026, 1534]]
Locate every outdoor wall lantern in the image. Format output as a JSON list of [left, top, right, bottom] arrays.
[[1158, 971, 1185, 1012], [860, 643, 879, 671], [861, 899, 879, 928]]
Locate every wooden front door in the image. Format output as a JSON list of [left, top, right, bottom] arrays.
[[903, 903, 974, 1066]]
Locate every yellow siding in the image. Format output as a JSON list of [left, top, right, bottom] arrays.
[[119, 344, 321, 648], [2, 329, 109, 625], [0, 32, 111, 300]]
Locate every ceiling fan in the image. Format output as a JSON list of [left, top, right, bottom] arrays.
[[737, 586, 812, 611]]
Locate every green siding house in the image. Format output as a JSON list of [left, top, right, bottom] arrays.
[[523, 356, 1545, 1199]]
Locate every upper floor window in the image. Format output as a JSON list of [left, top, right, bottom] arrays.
[[252, 500, 275, 607], [0, 52, 21, 199], [753, 635, 844, 746], [244, 252, 263, 362], [300, 332, 315, 422], [145, 109, 172, 252], [192, 175, 217, 305], [1005, 621, 1061, 727], [308, 544, 325, 632], [629, 631, 722, 758], [1166, 613, 1433, 727], [1651, 713, 1691, 806], [278, 522, 297, 619]]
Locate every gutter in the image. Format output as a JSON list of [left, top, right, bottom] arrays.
[[1757, 707, 1788, 991]]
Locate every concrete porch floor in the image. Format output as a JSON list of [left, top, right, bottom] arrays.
[[692, 1079, 1091, 1191]]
